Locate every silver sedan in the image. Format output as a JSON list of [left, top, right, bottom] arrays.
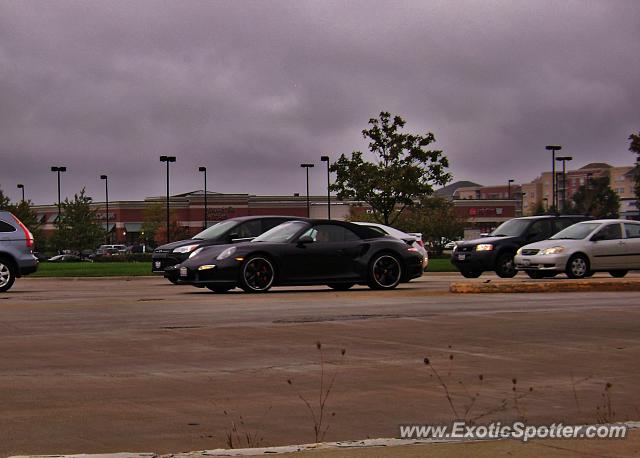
[[514, 219, 640, 279]]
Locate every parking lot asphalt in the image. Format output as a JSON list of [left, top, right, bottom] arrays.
[[1, 274, 640, 456]]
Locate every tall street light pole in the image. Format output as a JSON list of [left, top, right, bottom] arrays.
[[507, 179, 514, 199], [300, 163, 314, 218], [17, 184, 25, 202], [160, 156, 176, 243], [198, 166, 208, 229], [50, 166, 67, 224], [545, 145, 562, 211], [320, 156, 331, 219], [556, 156, 573, 213], [100, 175, 109, 243]]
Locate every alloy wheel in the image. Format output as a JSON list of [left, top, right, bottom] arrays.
[[371, 255, 402, 289], [242, 257, 274, 292], [0, 263, 10, 288]]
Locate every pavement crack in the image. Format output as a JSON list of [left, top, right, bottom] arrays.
[[274, 313, 404, 323]]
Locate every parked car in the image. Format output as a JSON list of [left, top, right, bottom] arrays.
[[514, 219, 640, 279], [172, 219, 424, 293], [152, 216, 306, 284], [352, 222, 429, 270], [96, 244, 128, 256], [0, 211, 38, 292], [48, 254, 83, 262], [451, 215, 592, 278]]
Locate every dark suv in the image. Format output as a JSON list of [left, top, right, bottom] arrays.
[[451, 215, 591, 278], [0, 211, 38, 292], [152, 215, 304, 283]]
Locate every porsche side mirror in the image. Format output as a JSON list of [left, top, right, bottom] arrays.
[[297, 235, 314, 245]]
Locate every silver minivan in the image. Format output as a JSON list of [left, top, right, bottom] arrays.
[[515, 219, 640, 279], [0, 211, 39, 291]]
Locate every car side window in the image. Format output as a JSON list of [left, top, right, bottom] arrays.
[[301, 225, 360, 242], [595, 224, 622, 241], [234, 220, 262, 239], [526, 220, 552, 241], [0, 221, 16, 232], [624, 223, 640, 239]]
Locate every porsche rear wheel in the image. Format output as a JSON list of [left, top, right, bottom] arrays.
[[368, 254, 402, 290]]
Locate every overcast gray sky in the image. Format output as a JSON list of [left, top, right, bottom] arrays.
[[1, 0, 639, 205]]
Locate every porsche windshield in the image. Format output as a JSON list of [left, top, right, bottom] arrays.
[[252, 221, 308, 243]]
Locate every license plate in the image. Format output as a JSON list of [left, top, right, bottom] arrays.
[[180, 267, 188, 277], [457, 254, 466, 261], [155, 261, 161, 269]]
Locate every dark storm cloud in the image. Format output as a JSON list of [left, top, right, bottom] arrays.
[[1, 0, 639, 204]]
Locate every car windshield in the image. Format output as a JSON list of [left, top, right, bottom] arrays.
[[551, 222, 601, 240], [192, 220, 238, 240], [490, 219, 531, 237], [253, 221, 308, 243]]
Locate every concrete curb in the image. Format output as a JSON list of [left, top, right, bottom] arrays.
[[450, 279, 640, 294], [10, 422, 640, 458]]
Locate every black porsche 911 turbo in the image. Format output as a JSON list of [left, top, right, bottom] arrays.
[[170, 219, 424, 293]]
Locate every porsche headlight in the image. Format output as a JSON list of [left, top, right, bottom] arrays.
[[476, 244, 494, 252], [217, 246, 237, 260], [188, 247, 205, 259], [173, 244, 200, 254], [540, 246, 565, 255], [516, 247, 523, 256]]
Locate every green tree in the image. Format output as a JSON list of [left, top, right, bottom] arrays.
[[142, 202, 164, 246], [7, 200, 45, 250], [572, 176, 620, 218], [396, 196, 465, 255], [142, 202, 187, 246], [534, 201, 547, 215], [50, 188, 104, 252], [329, 111, 451, 225], [629, 131, 640, 204], [0, 187, 11, 210]]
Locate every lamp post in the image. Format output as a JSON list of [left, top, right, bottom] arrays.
[[556, 156, 573, 213], [320, 156, 331, 219], [16, 184, 25, 202], [198, 166, 208, 229], [50, 166, 67, 223], [100, 175, 109, 243], [507, 179, 514, 199], [545, 145, 562, 211], [300, 163, 314, 217], [159, 156, 176, 243]]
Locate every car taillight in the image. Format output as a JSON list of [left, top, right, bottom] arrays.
[[11, 214, 34, 249], [407, 247, 419, 252]]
